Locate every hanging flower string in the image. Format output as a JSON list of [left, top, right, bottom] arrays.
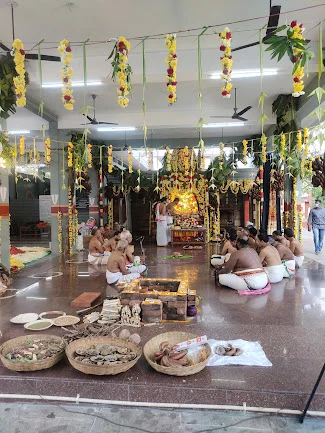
[[107, 145, 113, 173], [68, 186, 73, 255], [58, 40, 74, 110], [44, 138, 51, 165], [242, 139, 248, 165], [219, 27, 232, 98], [165, 34, 177, 105], [19, 136, 25, 163], [296, 130, 302, 153], [147, 148, 153, 171], [57, 211, 63, 254], [67, 142, 73, 167], [87, 144, 92, 168], [219, 142, 224, 169], [166, 147, 172, 172], [111, 37, 132, 108], [280, 133, 286, 161], [12, 39, 26, 107], [128, 146, 133, 173], [261, 134, 267, 163], [290, 21, 306, 97], [183, 146, 189, 174]]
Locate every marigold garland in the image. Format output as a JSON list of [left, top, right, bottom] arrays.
[[303, 127, 309, 144], [200, 152, 205, 170], [166, 147, 172, 172], [68, 186, 73, 255], [107, 145, 113, 173], [44, 138, 51, 165], [165, 34, 177, 105], [19, 136, 25, 163], [112, 37, 132, 108], [289, 21, 306, 97], [261, 134, 267, 163], [128, 146, 133, 173], [12, 39, 26, 107], [67, 142, 73, 167], [147, 148, 153, 171], [58, 39, 74, 110], [87, 143, 92, 168], [219, 27, 232, 98], [242, 139, 248, 165], [296, 130, 302, 153], [183, 146, 189, 174]]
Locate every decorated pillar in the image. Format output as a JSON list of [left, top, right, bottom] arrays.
[[244, 195, 250, 226], [50, 127, 68, 255], [0, 169, 10, 271], [88, 167, 99, 224]]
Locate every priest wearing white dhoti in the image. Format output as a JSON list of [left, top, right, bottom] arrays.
[[156, 197, 168, 247], [166, 197, 180, 243]]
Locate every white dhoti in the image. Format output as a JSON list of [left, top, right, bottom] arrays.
[[294, 255, 304, 268], [127, 264, 147, 274], [282, 259, 295, 278], [265, 264, 284, 284], [88, 252, 110, 265], [106, 270, 141, 285], [219, 268, 268, 291], [211, 253, 231, 267], [156, 220, 168, 246], [167, 215, 173, 243]]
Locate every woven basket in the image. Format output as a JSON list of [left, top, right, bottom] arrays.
[[144, 332, 211, 376], [65, 336, 142, 375], [0, 334, 65, 372]]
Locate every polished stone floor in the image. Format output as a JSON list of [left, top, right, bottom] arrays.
[[0, 403, 323, 433], [1, 241, 325, 412]]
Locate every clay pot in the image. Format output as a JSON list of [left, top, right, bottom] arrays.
[[187, 306, 197, 317]]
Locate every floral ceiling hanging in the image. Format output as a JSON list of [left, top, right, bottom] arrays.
[[111, 37, 132, 108], [219, 27, 232, 98], [12, 39, 26, 107], [58, 40, 74, 110], [165, 34, 177, 105]]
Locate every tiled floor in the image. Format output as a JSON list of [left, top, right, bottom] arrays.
[[0, 403, 324, 433], [1, 240, 325, 412]]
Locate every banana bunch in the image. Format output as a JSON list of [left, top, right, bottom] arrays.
[[154, 341, 188, 368]]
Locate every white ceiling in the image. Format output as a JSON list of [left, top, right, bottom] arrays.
[[0, 0, 323, 141]]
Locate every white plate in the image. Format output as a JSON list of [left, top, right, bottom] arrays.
[[10, 313, 39, 324], [52, 315, 80, 327], [24, 319, 53, 331]]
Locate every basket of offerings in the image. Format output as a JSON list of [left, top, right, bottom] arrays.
[[0, 334, 66, 372], [144, 331, 211, 376], [65, 336, 142, 375]]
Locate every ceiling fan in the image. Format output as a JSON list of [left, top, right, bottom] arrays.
[[82, 94, 118, 126], [211, 88, 252, 122], [0, 2, 60, 62], [232, 1, 281, 52]]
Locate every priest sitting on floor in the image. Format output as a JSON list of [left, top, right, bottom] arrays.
[[218, 234, 269, 291], [211, 230, 237, 266], [256, 233, 283, 283], [243, 226, 258, 249], [269, 237, 295, 277], [119, 230, 142, 266], [106, 239, 147, 285], [272, 230, 290, 248], [88, 228, 111, 265], [104, 231, 121, 252], [284, 228, 304, 268]]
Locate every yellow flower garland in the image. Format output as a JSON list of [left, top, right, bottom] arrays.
[[219, 27, 232, 98], [290, 22, 306, 97], [67, 142, 73, 167], [242, 139, 248, 165], [128, 146, 133, 173], [116, 37, 131, 108], [44, 138, 51, 165], [261, 134, 267, 163], [219, 142, 224, 169], [19, 135, 25, 163], [166, 147, 172, 172], [87, 143, 92, 168], [68, 186, 73, 255], [107, 145, 113, 173], [58, 39, 74, 110], [165, 34, 177, 105], [183, 146, 189, 174], [12, 39, 26, 107], [296, 130, 302, 153], [280, 132, 286, 161]]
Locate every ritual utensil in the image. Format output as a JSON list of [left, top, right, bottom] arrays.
[[136, 236, 146, 265]]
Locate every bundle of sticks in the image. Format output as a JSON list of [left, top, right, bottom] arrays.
[[62, 322, 121, 344]]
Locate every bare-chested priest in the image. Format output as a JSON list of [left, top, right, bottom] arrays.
[[88, 228, 110, 265], [269, 237, 295, 277], [218, 234, 269, 291], [166, 198, 180, 243], [106, 239, 147, 285], [256, 233, 283, 283], [284, 228, 304, 268]]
